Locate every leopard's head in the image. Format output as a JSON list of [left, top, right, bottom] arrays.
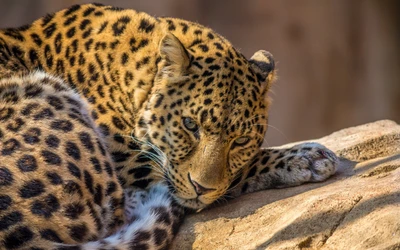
[[136, 33, 275, 209]]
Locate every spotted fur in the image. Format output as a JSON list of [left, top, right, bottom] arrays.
[[0, 3, 338, 249], [0, 71, 184, 249]]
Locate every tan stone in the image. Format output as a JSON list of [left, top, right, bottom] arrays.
[[172, 120, 400, 250]]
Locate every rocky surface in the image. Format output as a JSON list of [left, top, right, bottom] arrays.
[[172, 120, 400, 250]]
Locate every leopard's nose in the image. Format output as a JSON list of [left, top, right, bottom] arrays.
[[188, 173, 216, 196]]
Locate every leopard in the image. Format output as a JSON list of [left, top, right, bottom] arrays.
[[0, 3, 339, 249]]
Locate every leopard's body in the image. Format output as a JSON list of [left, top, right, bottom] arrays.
[[0, 3, 338, 249]]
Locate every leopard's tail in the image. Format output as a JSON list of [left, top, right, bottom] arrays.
[[52, 184, 185, 250]]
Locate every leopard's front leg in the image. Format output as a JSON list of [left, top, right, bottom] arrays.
[[228, 142, 339, 197]]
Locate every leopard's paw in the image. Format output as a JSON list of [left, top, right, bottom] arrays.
[[291, 142, 339, 182]]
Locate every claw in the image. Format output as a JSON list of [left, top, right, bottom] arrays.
[[317, 149, 328, 158], [318, 149, 338, 163]]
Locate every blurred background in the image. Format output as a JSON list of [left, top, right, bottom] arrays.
[[0, 0, 399, 146]]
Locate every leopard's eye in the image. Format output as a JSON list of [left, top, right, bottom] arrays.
[[234, 137, 250, 146], [183, 117, 198, 132]]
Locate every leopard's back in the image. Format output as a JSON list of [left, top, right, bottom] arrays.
[[0, 71, 125, 248]]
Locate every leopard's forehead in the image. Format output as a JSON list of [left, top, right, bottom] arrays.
[[162, 43, 268, 138]]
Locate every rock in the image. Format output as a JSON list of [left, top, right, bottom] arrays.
[[172, 120, 400, 250]]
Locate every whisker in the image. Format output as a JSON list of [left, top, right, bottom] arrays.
[[115, 132, 173, 180], [267, 124, 288, 142], [225, 171, 245, 193]]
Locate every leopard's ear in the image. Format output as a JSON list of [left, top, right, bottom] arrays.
[[159, 33, 191, 77], [249, 50, 276, 89]]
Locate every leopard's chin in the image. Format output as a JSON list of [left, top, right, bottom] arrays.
[[163, 172, 216, 210], [163, 177, 210, 210], [171, 195, 210, 211]]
